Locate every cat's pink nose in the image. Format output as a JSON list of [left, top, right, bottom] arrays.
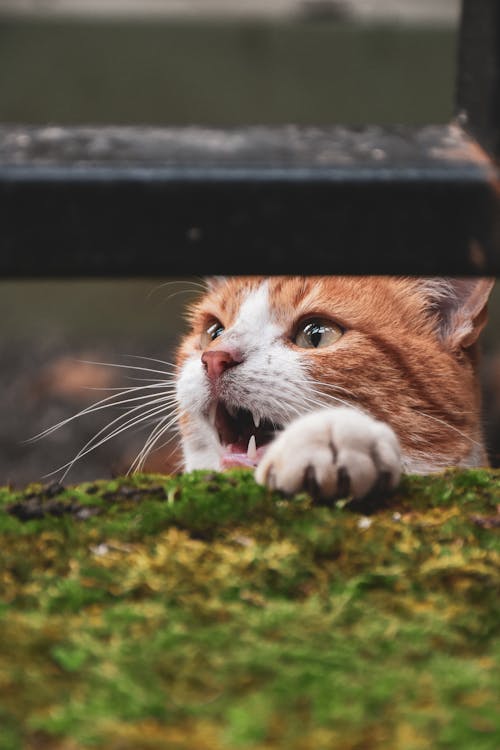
[[202, 349, 242, 380]]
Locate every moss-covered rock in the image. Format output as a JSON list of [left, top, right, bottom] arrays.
[[0, 469, 499, 750]]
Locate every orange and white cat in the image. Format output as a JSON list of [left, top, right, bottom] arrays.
[[176, 276, 494, 499]]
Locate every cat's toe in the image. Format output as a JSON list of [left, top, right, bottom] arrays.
[[257, 441, 339, 500], [255, 407, 401, 501]]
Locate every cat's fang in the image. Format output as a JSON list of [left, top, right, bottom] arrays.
[[247, 434, 257, 460], [252, 413, 261, 429]]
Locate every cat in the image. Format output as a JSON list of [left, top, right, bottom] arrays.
[[176, 276, 494, 500]]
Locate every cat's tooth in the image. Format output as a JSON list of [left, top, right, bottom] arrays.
[[247, 434, 257, 461], [227, 404, 238, 418], [252, 412, 261, 429], [208, 403, 217, 427]]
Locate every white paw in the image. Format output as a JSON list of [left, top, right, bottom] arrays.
[[255, 407, 401, 500]]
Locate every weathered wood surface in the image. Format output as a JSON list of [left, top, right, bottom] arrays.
[[0, 0, 461, 23], [1, 124, 498, 277]]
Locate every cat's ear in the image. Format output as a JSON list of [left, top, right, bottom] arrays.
[[204, 276, 227, 292], [424, 278, 495, 350]]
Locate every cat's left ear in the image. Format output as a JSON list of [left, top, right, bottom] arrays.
[[427, 278, 495, 350]]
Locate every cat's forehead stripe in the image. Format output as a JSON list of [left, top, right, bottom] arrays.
[[205, 277, 263, 326], [231, 281, 285, 343], [235, 281, 272, 328]]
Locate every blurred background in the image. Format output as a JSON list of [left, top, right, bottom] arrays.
[[1, 0, 499, 485]]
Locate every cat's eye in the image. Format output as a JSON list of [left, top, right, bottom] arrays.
[[200, 320, 225, 348], [293, 319, 343, 349]]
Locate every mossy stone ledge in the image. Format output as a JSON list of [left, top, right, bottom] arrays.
[[0, 468, 499, 750]]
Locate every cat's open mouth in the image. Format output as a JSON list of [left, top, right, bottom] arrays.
[[208, 401, 281, 469]]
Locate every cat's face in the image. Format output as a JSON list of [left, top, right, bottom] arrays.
[[176, 276, 491, 474]]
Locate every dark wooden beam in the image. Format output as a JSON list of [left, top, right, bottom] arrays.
[[1, 124, 498, 277], [457, 0, 500, 160]]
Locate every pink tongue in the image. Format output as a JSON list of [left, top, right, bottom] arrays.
[[221, 452, 257, 469], [220, 443, 267, 470]]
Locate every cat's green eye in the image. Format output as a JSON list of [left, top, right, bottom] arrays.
[[200, 320, 225, 348], [293, 319, 343, 349]]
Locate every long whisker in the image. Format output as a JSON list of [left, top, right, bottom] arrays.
[[273, 376, 355, 407], [133, 411, 176, 461], [28, 386, 177, 442], [414, 410, 483, 448], [120, 354, 179, 369], [307, 378, 357, 399], [141, 426, 180, 468], [83, 383, 176, 392], [146, 279, 206, 302], [47, 399, 177, 480], [122, 413, 178, 475], [61, 397, 176, 464], [124, 412, 181, 474], [158, 288, 205, 305], [140, 426, 180, 462], [77, 359, 175, 377], [129, 414, 180, 473], [274, 381, 354, 414], [303, 387, 353, 410], [121, 376, 178, 384]]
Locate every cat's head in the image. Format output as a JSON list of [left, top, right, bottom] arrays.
[[176, 276, 494, 473]]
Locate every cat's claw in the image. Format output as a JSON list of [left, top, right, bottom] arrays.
[[255, 407, 401, 501]]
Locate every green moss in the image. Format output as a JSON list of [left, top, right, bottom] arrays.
[[0, 469, 499, 749]]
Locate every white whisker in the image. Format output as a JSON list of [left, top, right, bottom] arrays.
[[307, 378, 356, 399], [129, 415, 180, 473], [120, 354, 179, 369], [146, 279, 206, 302], [47, 399, 177, 480], [414, 410, 483, 448], [29, 387, 176, 442], [83, 383, 176, 392], [121, 377, 177, 384], [303, 387, 353, 410], [77, 359, 174, 377]]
